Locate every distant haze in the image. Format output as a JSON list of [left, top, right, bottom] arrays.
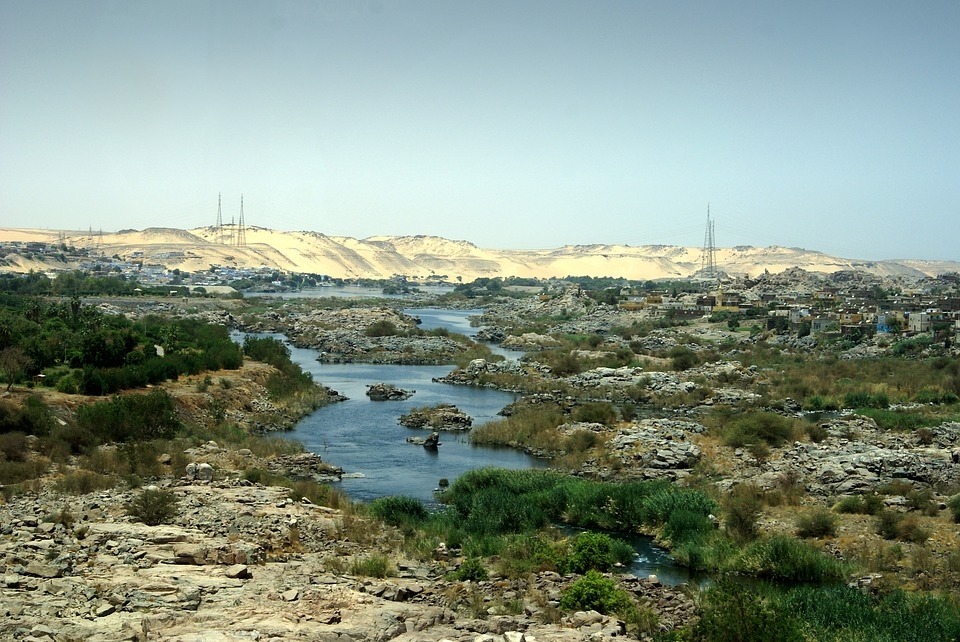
[[1, 1, 958, 260]]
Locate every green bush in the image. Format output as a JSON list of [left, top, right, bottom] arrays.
[[694, 580, 805, 642], [804, 395, 839, 412], [439, 468, 716, 540], [795, 509, 837, 538], [835, 494, 884, 515], [722, 412, 796, 449], [739, 535, 846, 583], [75, 389, 180, 447], [564, 531, 626, 574], [453, 557, 489, 581], [857, 408, 939, 431], [724, 484, 763, 544], [781, 585, 960, 642], [661, 509, 716, 545], [365, 320, 400, 337], [914, 388, 959, 405], [126, 488, 179, 525], [559, 570, 634, 616], [895, 515, 931, 544], [369, 495, 429, 529], [350, 555, 390, 578], [668, 346, 699, 371], [496, 532, 568, 577], [907, 489, 939, 516], [844, 391, 889, 409], [571, 402, 617, 426], [891, 335, 932, 356], [948, 494, 960, 523]]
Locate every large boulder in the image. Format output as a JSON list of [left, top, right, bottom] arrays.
[[399, 404, 473, 431], [365, 383, 414, 401]]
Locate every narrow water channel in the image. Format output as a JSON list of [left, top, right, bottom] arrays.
[[253, 307, 696, 585]]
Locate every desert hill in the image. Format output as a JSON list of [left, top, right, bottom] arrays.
[[0, 226, 957, 282]]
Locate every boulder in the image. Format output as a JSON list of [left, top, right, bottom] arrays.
[[399, 404, 473, 431], [366, 383, 414, 401]]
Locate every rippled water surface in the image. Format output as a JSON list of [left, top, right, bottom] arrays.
[[265, 308, 695, 584]]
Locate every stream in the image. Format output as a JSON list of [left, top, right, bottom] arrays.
[[253, 307, 697, 585]]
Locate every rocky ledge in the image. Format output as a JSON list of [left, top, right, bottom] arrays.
[[0, 459, 697, 641]]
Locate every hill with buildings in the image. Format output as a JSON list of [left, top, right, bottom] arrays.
[[0, 226, 957, 283]]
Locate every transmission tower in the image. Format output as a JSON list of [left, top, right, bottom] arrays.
[[701, 205, 717, 279], [236, 194, 247, 247], [215, 193, 224, 244]]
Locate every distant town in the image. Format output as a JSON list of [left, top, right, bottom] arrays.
[[2, 235, 958, 347]]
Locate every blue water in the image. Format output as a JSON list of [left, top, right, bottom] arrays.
[[258, 308, 694, 584], [288, 351, 543, 504]]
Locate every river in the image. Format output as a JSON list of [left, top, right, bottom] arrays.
[[260, 307, 695, 584]]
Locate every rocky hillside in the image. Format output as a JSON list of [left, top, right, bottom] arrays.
[[2, 226, 957, 281]]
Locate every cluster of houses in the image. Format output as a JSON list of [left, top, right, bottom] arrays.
[[626, 276, 960, 345]]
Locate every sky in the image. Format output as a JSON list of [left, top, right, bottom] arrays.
[[1, 1, 958, 260]]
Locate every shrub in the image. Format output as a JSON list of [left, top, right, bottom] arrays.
[[494, 531, 568, 577], [795, 509, 837, 538], [876, 510, 903, 540], [453, 557, 489, 582], [907, 489, 939, 516], [844, 391, 889, 409], [739, 535, 846, 583], [75, 390, 180, 446], [835, 494, 884, 515], [895, 515, 931, 544], [126, 488, 179, 525], [559, 570, 634, 616], [805, 422, 829, 443], [365, 320, 400, 337], [561, 429, 601, 457], [564, 531, 620, 575], [287, 480, 351, 510], [661, 509, 716, 545], [669, 346, 699, 371], [722, 412, 797, 449], [804, 395, 839, 412], [0, 458, 49, 485], [874, 509, 929, 543], [724, 483, 763, 544], [948, 494, 960, 523], [571, 402, 617, 426], [369, 495, 429, 529], [0, 431, 29, 462], [350, 555, 390, 578], [54, 470, 117, 494], [694, 579, 806, 642]]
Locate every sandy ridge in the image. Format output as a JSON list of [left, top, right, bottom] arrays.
[[1, 226, 957, 281]]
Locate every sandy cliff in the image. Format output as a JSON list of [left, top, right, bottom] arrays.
[[0, 226, 956, 281]]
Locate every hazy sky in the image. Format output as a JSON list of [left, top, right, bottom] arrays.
[[1, 1, 958, 260]]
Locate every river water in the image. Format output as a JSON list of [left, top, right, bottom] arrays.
[[260, 307, 695, 584]]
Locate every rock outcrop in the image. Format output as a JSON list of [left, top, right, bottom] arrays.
[[399, 404, 473, 431], [366, 383, 415, 401]]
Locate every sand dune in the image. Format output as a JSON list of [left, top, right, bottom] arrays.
[[0, 226, 956, 281]]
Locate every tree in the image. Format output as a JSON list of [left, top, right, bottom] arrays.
[[0, 346, 33, 391]]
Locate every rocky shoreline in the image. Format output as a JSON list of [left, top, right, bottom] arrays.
[[1, 460, 695, 641]]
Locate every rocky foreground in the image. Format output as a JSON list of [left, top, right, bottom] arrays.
[[0, 451, 694, 642]]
